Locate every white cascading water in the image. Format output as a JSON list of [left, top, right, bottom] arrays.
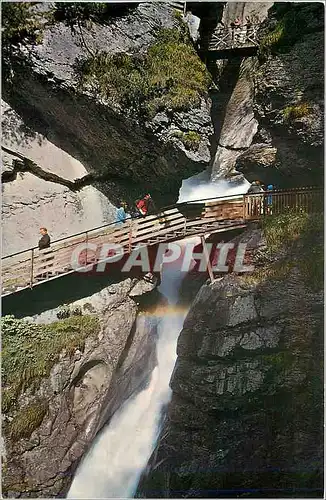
[[68, 244, 192, 499], [67, 177, 249, 499], [178, 175, 250, 202]]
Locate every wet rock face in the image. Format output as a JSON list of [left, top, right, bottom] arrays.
[[211, 57, 258, 181], [236, 9, 324, 186], [2, 277, 158, 498], [1, 100, 117, 256], [210, 3, 271, 182], [138, 228, 323, 498], [3, 2, 213, 209], [211, 3, 323, 188]]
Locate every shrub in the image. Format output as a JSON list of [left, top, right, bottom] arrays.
[[258, 3, 324, 61], [2, 2, 47, 82], [241, 210, 323, 291], [258, 21, 285, 60], [262, 210, 323, 290], [1, 2, 44, 45], [173, 130, 201, 151], [75, 27, 211, 118], [283, 102, 312, 122], [1, 314, 100, 413]]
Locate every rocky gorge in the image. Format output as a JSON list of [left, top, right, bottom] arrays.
[[1, 1, 324, 498]]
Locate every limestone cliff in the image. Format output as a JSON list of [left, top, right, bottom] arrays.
[[2, 276, 160, 497], [2, 2, 213, 256], [138, 213, 323, 497], [237, 3, 324, 187], [211, 2, 324, 188], [210, 2, 271, 181]]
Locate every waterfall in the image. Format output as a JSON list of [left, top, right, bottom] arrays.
[[178, 176, 250, 202], [67, 244, 192, 499], [67, 175, 247, 499]]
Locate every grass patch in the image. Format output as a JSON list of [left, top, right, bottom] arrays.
[[242, 210, 323, 291], [261, 209, 310, 253], [74, 27, 211, 118], [283, 102, 312, 122], [241, 260, 294, 286], [172, 130, 201, 151], [9, 399, 49, 441], [258, 21, 285, 60], [1, 314, 100, 414], [258, 3, 323, 61]]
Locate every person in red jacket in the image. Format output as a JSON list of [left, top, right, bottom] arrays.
[[136, 194, 155, 217]]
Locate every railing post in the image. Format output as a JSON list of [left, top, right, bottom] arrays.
[[30, 248, 34, 289], [243, 194, 246, 220], [85, 231, 88, 265], [201, 236, 214, 283], [128, 225, 133, 253]]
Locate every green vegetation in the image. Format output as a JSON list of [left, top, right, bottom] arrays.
[[2, 314, 100, 414], [258, 3, 323, 60], [283, 102, 312, 122], [9, 399, 49, 441], [2, 2, 48, 82], [261, 209, 310, 252], [1, 2, 44, 45], [258, 22, 285, 60], [75, 27, 211, 117], [243, 210, 323, 291], [52, 2, 138, 29], [173, 131, 201, 151], [263, 351, 294, 371]]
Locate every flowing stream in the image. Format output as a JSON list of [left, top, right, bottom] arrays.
[[68, 178, 249, 499], [68, 247, 191, 499]]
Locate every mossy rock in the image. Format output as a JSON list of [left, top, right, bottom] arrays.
[[1, 314, 100, 414], [74, 27, 211, 118], [283, 102, 312, 122], [9, 399, 48, 441], [172, 130, 201, 151]]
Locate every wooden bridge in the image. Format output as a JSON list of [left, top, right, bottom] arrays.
[[2, 187, 323, 297], [199, 23, 259, 54]]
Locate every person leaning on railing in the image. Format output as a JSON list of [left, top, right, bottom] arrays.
[[37, 227, 53, 279], [265, 184, 274, 215], [38, 227, 51, 250], [247, 181, 264, 216]]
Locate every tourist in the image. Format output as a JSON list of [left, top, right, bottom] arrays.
[[247, 181, 264, 217], [245, 16, 253, 42], [245, 15, 252, 28], [136, 194, 156, 217], [116, 201, 127, 225], [266, 184, 274, 215], [38, 227, 51, 250]]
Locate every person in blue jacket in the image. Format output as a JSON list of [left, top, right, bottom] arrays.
[[266, 184, 274, 214], [115, 201, 127, 225]]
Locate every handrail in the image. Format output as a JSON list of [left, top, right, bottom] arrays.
[[2, 186, 323, 297], [2, 186, 323, 260]]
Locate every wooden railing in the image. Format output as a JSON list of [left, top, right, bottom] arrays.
[[2, 187, 323, 296], [200, 23, 259, 51], [243, 186, 323, 220]]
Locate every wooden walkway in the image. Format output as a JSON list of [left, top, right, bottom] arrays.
[[2, 187, 323, 297], [199, 23, 259, 53]]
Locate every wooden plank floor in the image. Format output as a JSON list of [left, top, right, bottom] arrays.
[[2, 188, 323, 297], [1, 200, 248, 296]]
